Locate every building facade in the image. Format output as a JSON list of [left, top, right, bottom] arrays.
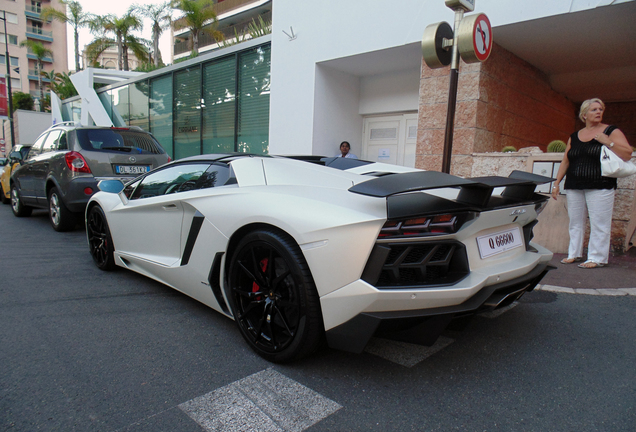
[[58, 0, 636, 250], [1, 0, 68, 102]]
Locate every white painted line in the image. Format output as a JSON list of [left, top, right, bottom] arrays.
[[179, 369, 341, 432], [479, 302, 518, 319], [537, 284, 636, 296], [364, 336, 455, 367]]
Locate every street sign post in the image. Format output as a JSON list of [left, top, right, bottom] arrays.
[[421, 1, 493, 173]]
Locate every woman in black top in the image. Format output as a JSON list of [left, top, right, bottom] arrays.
[[552, 98, 632, 268]]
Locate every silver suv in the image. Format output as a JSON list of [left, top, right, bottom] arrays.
[[10, 123, 170, 231]]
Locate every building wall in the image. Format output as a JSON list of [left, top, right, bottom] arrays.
[[269, 0, 602, 156], [416, 44, 576, 176]]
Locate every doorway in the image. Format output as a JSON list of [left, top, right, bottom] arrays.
[[362, 113, 418, 167]]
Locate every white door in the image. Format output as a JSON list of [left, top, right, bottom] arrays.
[[362, 113, 418, 167]]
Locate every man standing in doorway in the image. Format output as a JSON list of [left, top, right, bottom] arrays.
[[337, 141, 358, 158]]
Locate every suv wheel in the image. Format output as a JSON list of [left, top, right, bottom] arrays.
[[11, 184, 32, 217], [49, 187, 77, 232]]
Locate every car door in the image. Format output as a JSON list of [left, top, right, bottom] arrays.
[[107, 163, 212, 267], [33, 129, 67, 204], [13, 133, 48, 204]]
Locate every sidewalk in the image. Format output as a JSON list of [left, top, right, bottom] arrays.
[[537, 248, 636, 296]]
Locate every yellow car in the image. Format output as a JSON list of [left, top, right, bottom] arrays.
[[1, 145, 31, 205]]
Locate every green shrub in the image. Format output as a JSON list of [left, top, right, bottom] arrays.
[[12, 92, 34, 112], [547, 140, 566, 152], [502, 146, 517, 153]]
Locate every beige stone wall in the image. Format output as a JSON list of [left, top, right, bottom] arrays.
[[416, 44, 576, 176], [469, 152, 636, 254]]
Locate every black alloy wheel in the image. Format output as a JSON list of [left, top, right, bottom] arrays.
[[228, 229, 324, 362], [49, 187, 77, 232], [10, 184, 32, 217], [86, 205, 116, 271]]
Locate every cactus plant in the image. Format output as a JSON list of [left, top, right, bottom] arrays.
[[502, 146, 517, 153], [547, 140, 566, 152]]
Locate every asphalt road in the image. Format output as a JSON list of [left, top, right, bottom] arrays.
[[1, 203, 634, 432]]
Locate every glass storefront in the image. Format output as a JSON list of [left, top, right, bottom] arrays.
[[60, 41, 271, 161]]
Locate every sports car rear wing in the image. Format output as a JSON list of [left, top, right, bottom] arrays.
[[349, 170, 553, 219]]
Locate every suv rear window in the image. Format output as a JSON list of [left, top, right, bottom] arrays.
[[76, 129, 165, 155]]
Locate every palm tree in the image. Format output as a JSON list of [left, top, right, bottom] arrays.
[[137, 2, 172, 67], [19, 40, 53, 111], [88, 9, 149, 71], [40, 0, 93, 72], [172, 0, 223, 56]]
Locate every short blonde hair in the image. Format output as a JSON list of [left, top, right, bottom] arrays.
[[579, 98, 605, 122]]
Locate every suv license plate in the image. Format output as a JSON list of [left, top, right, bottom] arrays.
[[476, 227, 523, 259], [116, 165, 150, 175]]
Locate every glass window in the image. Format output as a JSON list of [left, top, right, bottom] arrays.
[[174, 67, 202, 159], [150, 75, 173, 158], [5, 13, 18, 24], [131, 163, 211, 200], [41, 130, 64, 152], [237, 45, 270, 155], [28, 133, 48, 158], [129, 81, 149, 130], [202, 56, 236, 154], [112, 86, 129, 127], [0, 34, 18, 45], [98, 91, 112, 121], [0, 55, 19, 66], [76, 129, 165, 154]]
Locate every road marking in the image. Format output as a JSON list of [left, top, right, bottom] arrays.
[[364, 336, 455, 367], [537, 284, 636, 296], [179, 368, 341, 432]]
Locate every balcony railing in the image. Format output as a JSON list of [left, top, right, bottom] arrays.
[[173, 0, 266, 32], [27, 27, 52, 37], [174, 10, 271, 56]]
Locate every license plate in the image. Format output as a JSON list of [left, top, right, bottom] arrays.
[[476, 227, 524, 259], [116, 165, 149, 175]]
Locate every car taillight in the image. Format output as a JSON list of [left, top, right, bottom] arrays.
[[65, 151, 91, 173], [167, 156, 172, 162], [379, 213, 472, 238]]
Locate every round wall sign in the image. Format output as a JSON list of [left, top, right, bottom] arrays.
[[457, 13, 493, 63]]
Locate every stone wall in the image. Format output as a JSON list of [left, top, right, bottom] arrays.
[[416, 44, 575, 176], [470, 151, 636, 254]]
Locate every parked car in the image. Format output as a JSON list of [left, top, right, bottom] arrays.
[[10, 123, 170, 231], [1, 145, 32, 205], [86, 154, 554, 362]]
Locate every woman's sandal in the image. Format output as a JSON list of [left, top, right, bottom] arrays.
[[578, 260, 606, 269], [560, 257, 582, 264]]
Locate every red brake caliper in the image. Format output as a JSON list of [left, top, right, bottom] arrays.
[[252, 258, 268, 299]]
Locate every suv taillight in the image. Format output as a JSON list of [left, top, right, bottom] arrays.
[[65, 151, 91, 173]]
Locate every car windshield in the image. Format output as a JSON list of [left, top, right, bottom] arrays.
[[76, 129, 165, 155]]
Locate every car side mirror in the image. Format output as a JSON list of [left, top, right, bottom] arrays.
[[97, 179, 125, 194], [9, 151, 23, 164]]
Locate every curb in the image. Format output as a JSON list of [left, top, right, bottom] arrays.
[[536, 284, 636, 296]]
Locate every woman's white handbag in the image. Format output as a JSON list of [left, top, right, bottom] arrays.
[[600, 146, 636, 178]]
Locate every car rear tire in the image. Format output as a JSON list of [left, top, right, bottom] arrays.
[[1, 183, 10, 205], [49, 187, 77, 232], [10, 184, 32, 217], [227, 229, 324, 363], [86, 205, 116, 271]]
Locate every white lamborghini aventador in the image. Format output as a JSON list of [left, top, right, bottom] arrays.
[[86, 154, 554, 362]]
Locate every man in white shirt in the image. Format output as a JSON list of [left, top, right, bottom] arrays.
[[336, 141, 358, 158]]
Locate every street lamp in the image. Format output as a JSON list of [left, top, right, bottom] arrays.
[[1, 11, 16, 148]]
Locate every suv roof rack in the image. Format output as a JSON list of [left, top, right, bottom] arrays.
[[50, 121, 79, 129]]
